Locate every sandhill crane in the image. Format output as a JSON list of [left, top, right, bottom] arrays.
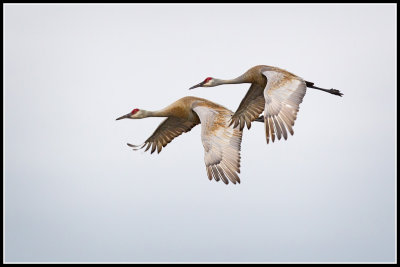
[[189, 65, 343, 144], [116, 96, 263, 185]]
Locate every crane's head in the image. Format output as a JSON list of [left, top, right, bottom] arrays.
[[189, 77, 215, 89], [116, 108, 145, 120]]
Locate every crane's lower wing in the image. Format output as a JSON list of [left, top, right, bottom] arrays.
[[128, 116, 200, 154], [262, 70, 307, 144], [193, 106, 242, 185], [230, 83, 266, 130]]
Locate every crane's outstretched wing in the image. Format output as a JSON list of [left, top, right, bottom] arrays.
[[229, 83, 265, 130], [262, 70, 307, 144], [193, 106, 242, 185], [128, 116, 200, 154]]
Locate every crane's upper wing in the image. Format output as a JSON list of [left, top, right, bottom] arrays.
[[262, 70, 307, 144], [193, 106, 242, 185], [229, 83, 266, 130], [128, 116, 200, 154]]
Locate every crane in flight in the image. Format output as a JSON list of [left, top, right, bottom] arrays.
[[189, 65, 343, 144], [116, 96, 263, 185]]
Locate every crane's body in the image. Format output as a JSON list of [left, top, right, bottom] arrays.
[[190, 65, 342, 144], [116, 96, 258, 185]]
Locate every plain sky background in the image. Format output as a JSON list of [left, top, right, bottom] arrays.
[[4, 4, 396, 263]]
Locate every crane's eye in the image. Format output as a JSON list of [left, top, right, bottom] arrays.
[[204, 77, 212, 83], [131, 108, 139, 115]]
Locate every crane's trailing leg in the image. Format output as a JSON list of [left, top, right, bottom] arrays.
[[305, 81, 343, 97], [254, 116, 264, 122]]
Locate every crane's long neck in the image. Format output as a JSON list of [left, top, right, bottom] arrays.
[[214, 74, 249, 86], [141, 109, 170, 118]]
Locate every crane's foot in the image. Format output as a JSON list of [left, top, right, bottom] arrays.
[[328, 89, 343, 97]]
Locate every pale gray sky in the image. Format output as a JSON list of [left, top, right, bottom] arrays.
[[4, 4, 396, 263]]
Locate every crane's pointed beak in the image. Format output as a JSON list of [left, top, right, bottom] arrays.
[[116, 113, 131, 120], [189, 81, 205, 90]]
